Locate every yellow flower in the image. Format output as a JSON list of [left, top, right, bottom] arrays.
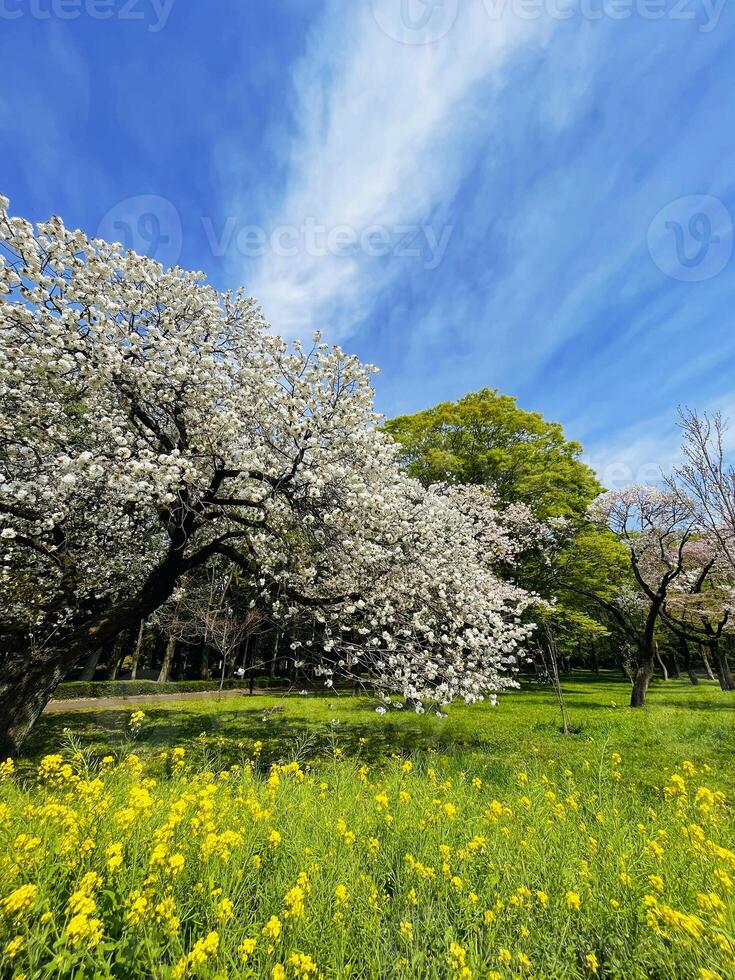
[[400, 920, 414, 941], [154, 896, 180, 931], [447, 942, 468, 972], [187, 931, 219, 969], [216, 897, 234, 921], [611, 753, 622, 765], [126, 890, 149, 925], [374, 792, 389, 811], [536, 890, 548, 907], [268, 829, 282, 848], [106, 842, 123, 872], [335, 884, 349, 905], [262, 915, 282, 940], [288, 952, 318, 977], [498, 948, 512, 966], [1, 884, 37, 920], [168, 853, 185, 875], [238, 938, 257, 962], [272, 966, 285, 980], [565, 891, 581, 910], [586, 952, 599, 974], [66, 912, 103, 948], [4, 936, 23, 959], [284, 884, 306, 919]]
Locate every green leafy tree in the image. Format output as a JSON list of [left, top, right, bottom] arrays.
[[385, 388, 602, 519]]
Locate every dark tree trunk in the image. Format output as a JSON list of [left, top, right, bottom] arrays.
[[108, 639, 124, 680], [0, 548, 188, 755], [201, 645, 210, 680], [677, 635, 699, 684], [158, 636, 177, 683], [79, 649, 102, 682], [0, 654, 65, 757], [130, 621, 145, 680], [630, 660, 655, 708], [710, 640, 735, 692], [669, 647, 681, 680]]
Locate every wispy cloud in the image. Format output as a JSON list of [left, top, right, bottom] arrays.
[[246, 0, 551, 338]]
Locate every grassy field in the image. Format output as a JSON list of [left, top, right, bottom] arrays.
[[2, 674, 734, 978], [26, 672, 735, 788]]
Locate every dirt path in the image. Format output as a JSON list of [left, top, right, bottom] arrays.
[[43, 688, 281, 713]]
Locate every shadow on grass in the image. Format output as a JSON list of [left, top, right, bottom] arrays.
[[26, 700, 530, 776]]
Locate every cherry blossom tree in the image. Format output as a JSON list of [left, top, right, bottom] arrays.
[[0, 197, 535, 753], [587, 486, 697, 706], [662, 537, 735, 691]]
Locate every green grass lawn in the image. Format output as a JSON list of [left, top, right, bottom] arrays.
[[26, 672, 735, 792]]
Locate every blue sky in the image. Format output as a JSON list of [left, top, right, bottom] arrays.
[[2, 0, 733, 486]]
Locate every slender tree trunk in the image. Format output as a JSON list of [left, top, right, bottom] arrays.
[[130, 621, 145, 680], [158, 636, 177, 683], [630, 660, 655, 708], [79, 649, 102, 682], [108, 641, 124, 680], [669, 647, 681, 679], [710, 640, 735, 692], [653, 639, 668, 681], [701, 645, 717, 681], [678, 635, 699, 685]]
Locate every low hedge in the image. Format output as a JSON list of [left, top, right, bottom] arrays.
[[51, 678, 291, 700]]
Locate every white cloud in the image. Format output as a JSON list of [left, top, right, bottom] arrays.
[[246, 0, 550, 339]]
